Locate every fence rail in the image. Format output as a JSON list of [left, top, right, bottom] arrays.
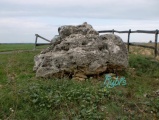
[[98, 30, 158, 34], [128, 43, 155, 49], [35, 29, 158, 57], [98, 29, 158, 57], [34, 34, 51, 50]]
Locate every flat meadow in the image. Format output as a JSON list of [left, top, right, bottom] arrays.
[[0, 44, 159, 119]]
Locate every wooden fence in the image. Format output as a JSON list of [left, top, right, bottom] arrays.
[[35, 29, 158, 57], [34, 34, 51, 50], [98, 29, 158, 57]]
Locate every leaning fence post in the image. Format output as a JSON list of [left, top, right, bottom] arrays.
[[34, 34, 38, 50], [112, 29, 114, 34], [127, 29, 131, 52], [154, 29, 158, 57]]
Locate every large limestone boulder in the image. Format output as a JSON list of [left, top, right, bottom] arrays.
[[33, 22, 128, 80]]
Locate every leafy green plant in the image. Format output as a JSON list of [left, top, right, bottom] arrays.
[[129, 54, 159, 77], [1, 44, 159, 119]]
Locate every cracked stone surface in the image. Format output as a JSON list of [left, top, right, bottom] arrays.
[[33, 22, 128, 80]]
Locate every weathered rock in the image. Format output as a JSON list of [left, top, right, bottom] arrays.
[[33, 22, 128, 79], [51, 35, 60, 43], [58, 22, 99, 38], [73, 73, 87, 79]]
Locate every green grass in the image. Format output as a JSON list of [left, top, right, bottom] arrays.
[[0, 44, 34, 52], [0, 45, 159, 119], [0, 44, 49, 52]]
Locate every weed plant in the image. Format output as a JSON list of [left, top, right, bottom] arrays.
[[0, 49, 159, 119]]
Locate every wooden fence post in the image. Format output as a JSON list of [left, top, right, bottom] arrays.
[[127, 29, 131, 52], [155, 29, 158, 57], [112, 29, 114, 34], [34, 34, 38, 50]]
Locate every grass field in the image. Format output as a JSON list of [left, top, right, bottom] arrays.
[[0, 44, 159, 119], [0, 44, 49, 52]]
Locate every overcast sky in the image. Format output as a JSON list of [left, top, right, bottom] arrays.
[[0, 0, 159, 43]]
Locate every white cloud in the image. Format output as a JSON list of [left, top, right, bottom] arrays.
[[0, 0, 159, 43], [1, 0, 159, 19], [0, 18, 45, 29], [0, 0, 154, 6], [0, 17, 59, 43]]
